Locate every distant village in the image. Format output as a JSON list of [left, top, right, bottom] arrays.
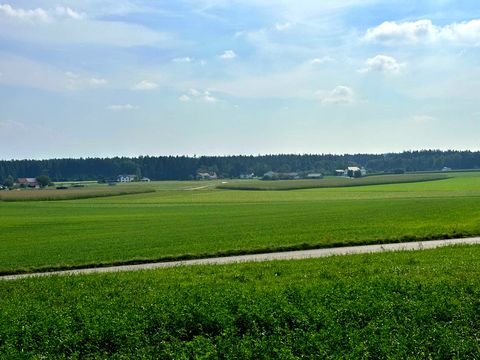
[[0, 165, 449, 191], [0, 164, 458, 191], [0, 151, 464, 187], [261, 166, 366, 180], [0, 166, 372, 191], [117, 166, 368, 183]]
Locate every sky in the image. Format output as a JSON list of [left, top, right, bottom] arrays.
[[1, 0, 480, 159]]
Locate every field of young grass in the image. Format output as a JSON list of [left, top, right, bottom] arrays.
[[0, 245, 478, 358], [0, 172, 480, 274], [217, 173, 449, 190], [0, 183, 155, 201]]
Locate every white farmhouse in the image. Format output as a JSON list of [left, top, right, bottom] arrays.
[[117, 174, 137, 182], [346, 167, 367, 177]]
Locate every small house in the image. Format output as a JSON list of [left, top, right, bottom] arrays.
[[197, 172, 218, 180], [346, 167, 367, 178], [306, 173, 323, 179], [335, 169, 346, 176], [16, 178, 38, 188], [117, 174, 137, 182]]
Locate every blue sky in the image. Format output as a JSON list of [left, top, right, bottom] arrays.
[[1, 0, 480, 159]]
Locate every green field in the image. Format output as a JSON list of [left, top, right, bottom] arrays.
[[0, 245, 478, 358], [1, 172, 480, 274], [217, 173, 449, 190]]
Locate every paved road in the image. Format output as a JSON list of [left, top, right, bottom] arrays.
[[2, 237, 479, 281]]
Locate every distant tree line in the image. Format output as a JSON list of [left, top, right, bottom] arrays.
[[0, 150, 479, 182]]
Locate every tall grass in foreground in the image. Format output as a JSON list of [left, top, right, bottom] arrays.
[[0, 245, 478, 358]]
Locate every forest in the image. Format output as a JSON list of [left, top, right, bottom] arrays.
[[0, 150, 479, 182]]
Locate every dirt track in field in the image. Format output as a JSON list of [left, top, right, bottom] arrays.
[[2, 237, 479, 281]]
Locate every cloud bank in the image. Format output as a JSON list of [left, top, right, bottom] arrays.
[[364, 19, 480, 46]]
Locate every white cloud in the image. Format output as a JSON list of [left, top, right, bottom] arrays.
[[179, 88, 218, 103], [219, 50, 237, 60], [364, 19, 480, 46], [203, 91, 218, 103], [58, 1, 171, 18], [107, 104, 139, 111], [0, 4, 84, 23], [364, 20, 436, 45], [54, 6, 85, 20], [0, 4, 173, 48], [65, 72, 107, 90], [172, 57, 193, 63], [0, 4, 51, 23], [317, 86, 355, 104], [442, 19, 480, 45], [359, 55, 405, 74], [131, 80, 159, 91], [309, 56, 333, 65]]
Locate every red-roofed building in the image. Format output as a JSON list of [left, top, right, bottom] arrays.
[[16, 178, 38, 187]]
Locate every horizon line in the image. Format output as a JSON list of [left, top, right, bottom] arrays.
[[1, 148, 480, 162]]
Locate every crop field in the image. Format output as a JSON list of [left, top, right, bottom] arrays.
[[0, 183, 155, 202], [0, 172, 480, 274], [0, 245, 478, 358], [217, 173, 449, 190]]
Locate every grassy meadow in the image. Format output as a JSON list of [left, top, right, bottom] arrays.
[[216, 173, 449, 190], [0, 245, 478, 358], [0, 172, 480, 274]]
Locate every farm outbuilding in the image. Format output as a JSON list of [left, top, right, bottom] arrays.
[[117, 175, 137, 182], [346, 167, 367, 177], [16, 178, 39, 187], [197, 172, 218, 180]]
